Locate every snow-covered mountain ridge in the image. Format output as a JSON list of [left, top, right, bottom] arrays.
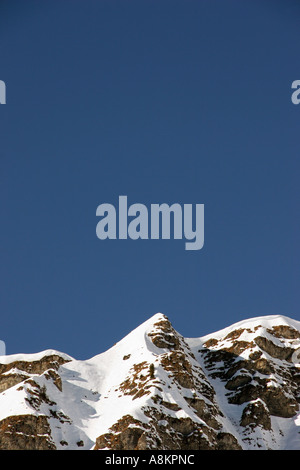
[[1, 313, 300, 450]]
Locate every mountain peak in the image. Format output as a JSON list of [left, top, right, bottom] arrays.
[[202, 314, 300, 339], [0, 313, 300, 450]]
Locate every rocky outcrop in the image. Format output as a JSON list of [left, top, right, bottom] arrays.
[[0, 354, 69, 393], [94, 415, 145, 450], [0, 352, 71, 450], [240, 400, 271, 430], [94, 410, 241, 451], [0, 314, 300, 450], [197, 318, 300, 449], [0, 415, 55, 450], [95, 315, 241, 450], [147, 317, 181, 350]]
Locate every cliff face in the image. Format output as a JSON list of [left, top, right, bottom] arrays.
[[0, 313, 300, 450]]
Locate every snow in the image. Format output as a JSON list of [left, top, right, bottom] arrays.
[[0, 312, 300, 450], [0, 349, 73, 364], [187, 315, 300, 344], [185, 313, 300, 450]]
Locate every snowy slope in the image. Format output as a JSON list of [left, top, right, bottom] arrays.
[[187, 314, 300, 450], [0, 313, 299, 450]]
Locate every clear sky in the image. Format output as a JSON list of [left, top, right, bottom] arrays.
[[0, 0, 299, 359]]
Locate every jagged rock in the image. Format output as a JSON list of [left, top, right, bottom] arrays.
[[262, 386, 298, 418], [94, 415, 146, 450], [0, 314, 300, 450], [216, 432, 241, 450], [225, 373, 252, 390], [0, 354, 69, 394], [44, 369, 63, 391], [184, 397, 221, 429], [148, 316, 181, 350], [161, 351, 195, 389], [0, 373, 28, 393], [0, 415, 55, 450], [254, 336, 294, 361], [94, 411, 241, 450], [252, 358, 274, 375], [240, 400, 271, 430], [0, 354, 69, 376], [267, 325, 300, 340]]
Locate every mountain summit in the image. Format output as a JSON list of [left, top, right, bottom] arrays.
[[0, 313, 300, 450]]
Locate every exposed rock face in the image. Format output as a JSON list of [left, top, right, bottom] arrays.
[[0, 415, 55, 450], [196, 318, 300, 448], [95, 316, 241, 450], [240, 400, 271, 430], [0, 313, 300, 450], [148, 318, 181, 350], [94, 411, 241, 451], [0, 352, 71, 450], [0, 354, 68, 393]]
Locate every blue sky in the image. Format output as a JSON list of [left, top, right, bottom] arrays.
[[0, 0, 299, 359]]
